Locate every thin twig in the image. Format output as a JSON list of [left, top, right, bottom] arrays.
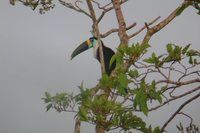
[[97, 0, 128, 23], [100, 22, 136, 38], [59, 0, 91, 18], [92, 1, 112, 10], [156, 78, 200, 86], [178, 112, 193, 125], [148, 86, 200, 111], [128, 16, 161, 39]]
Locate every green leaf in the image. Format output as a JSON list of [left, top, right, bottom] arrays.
[[78, 82, 84, 93], [189, 56, 193, 64], [151, 80, 156, 89], [100, 73, 114, 87], [42, 92, 52, 103], [45, 92, 51, 99], [153, 127, 161, 133], [46, 104, 52, 112], [123, 46, 132, 56], [149, 91, 162, 103], [143, 58, 154, 64], [140, 93, 148, 116], [135, 90, 148, 116], [116, 111, 146, 131], [176, 122, 184, 131], [112, 52, 124, 66], [174, 46, 182, 61], [110, 54, 117, 68], [79, 106, 88, 121], [143, 53, 159, 64], [163, 56, 173, 63], [129, 69, 139, 79], [117, 73, 128, 94], [166, 43, 173, 54], [148, 81, 162, 103], [130, 43, 150, 57], [187, 49, 200, 56], [182, 44, 191, 55]]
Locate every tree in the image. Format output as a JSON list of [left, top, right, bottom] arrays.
[[10, 0, 200, 133]]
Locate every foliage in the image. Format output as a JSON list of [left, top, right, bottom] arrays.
[[11, 0, 200, 133], [42, 42, 200, 132], [143, 43, 200, 66], [9, 0, 55, 14]]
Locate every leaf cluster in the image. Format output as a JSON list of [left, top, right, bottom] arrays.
[[144, 43, 200, 66], [42, 42, 199, 132], [100, 73, 128, 95], [77, 87, 161, 133], [9, 0, 55, 14], [42, 91, 76, 112], [134, 80, 162, 116]]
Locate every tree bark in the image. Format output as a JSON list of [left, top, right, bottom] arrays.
[[86, 1, 106, 133], [112, 0, 129, 46], [86, 0, 105, 76], [74, 117, 81, 133]]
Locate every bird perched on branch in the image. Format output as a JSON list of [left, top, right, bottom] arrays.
[[71, 37, 116, 76]]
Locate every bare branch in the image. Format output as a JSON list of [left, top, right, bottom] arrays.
[[160, 92, 200, 132], [92, 1, 112, 10], [100, 22, 136, 38], [96, 0, 128, 24], [128, 16, 161, 39], [142, 1, 190, 44], [178, 112, 193, 125], [86, 0, 105, 77], [129, 86, 200, 112], [59, 0, 91, 18]]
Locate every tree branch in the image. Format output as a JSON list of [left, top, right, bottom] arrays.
[[59, 0, 91, 18], [157, 78, 200, 86], [74, 117, 81, 133], [96, 0, 128, 23], [150, 86, 200, 111], [86, 0, 105, 76], [112, 0, 129, 45], [128, 16, 161, 39], [160, 92, 200, 132], [100, 22, 136, 38], [142, 1, 190, 44]]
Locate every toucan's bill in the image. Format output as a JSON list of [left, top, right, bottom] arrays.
[[71, 40, 91, 60]]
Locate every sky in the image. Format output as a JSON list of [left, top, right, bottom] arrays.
[[0, 0, 199, 133]]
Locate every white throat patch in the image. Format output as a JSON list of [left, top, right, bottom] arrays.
[[93, 42, 99, 58]]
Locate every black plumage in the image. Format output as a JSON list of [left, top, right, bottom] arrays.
[[96, 42, 116, 76]]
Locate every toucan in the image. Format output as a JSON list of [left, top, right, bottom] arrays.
[[71, 37, 116, 76]]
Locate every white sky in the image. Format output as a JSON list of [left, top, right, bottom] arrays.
[[0, 0, 199, 133]]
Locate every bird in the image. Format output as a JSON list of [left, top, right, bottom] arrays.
[[71, 37, 116, 76]]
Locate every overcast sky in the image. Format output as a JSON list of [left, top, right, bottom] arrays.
[[0, 0, 199, 133]]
